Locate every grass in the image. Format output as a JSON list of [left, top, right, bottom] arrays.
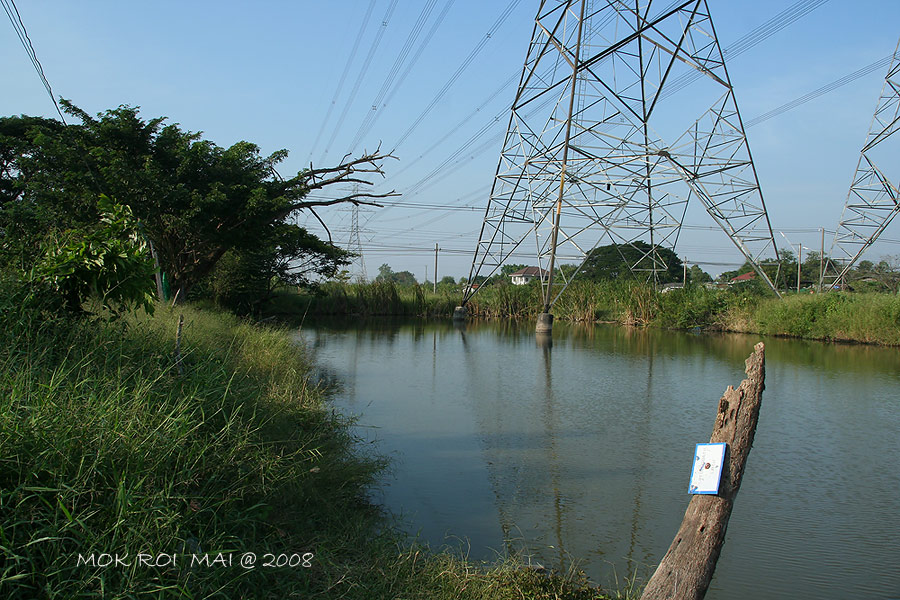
[[0, 288, 615, 599], [275, 280, 900, 346]]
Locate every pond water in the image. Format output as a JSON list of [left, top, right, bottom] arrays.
[[296, 318, 900, 599]]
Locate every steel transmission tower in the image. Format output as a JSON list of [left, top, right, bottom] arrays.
[[825, 39, 900, 287], [347, 188, 368, 281], [463, 0, 780, 310]]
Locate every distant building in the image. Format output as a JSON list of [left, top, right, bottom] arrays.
[[659, 282, 684, 293], [509, 266, 550, 285], [729, 272, 756, 284]]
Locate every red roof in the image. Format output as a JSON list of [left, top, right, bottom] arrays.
[[730, 272, 756, 282]]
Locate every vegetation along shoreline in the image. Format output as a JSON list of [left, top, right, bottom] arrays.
[[271, 279, 900, 348]]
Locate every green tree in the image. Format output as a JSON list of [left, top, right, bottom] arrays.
[[30, 196, 156, 314], [0, 103, 395, 302], [373, 263, 417, 286], [208, 224, 352, 314], [580, 241, 683, 283], [376, 263, 394, 282], [688, 264, 712, 283]]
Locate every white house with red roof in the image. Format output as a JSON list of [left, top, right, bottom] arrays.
[[509, 266, 550, 285]]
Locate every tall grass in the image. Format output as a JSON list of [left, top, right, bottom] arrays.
[[282, 280, 900, 346], [749, 292, 900, 345], [0, 287, 614, 598]]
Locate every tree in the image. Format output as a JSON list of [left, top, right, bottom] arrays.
[[0, 103, 396, 302], [30, 196, 156, 314], [688, 264, 712, 284], [376, 263, 394, 283], [580, 241, 683, 283], [208, 223, 352, 314], [374, 263, 417, 286]]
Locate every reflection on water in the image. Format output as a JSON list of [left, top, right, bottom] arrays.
[[297, 318, 900, 600]]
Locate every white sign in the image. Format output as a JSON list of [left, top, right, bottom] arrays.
[[689, 443, 727, 495]]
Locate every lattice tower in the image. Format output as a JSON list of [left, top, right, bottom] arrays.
[[464, 0, 781, 308], [348, 194, 367, 281], [823, 38, 900, 288]]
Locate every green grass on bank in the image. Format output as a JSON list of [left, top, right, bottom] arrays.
[[0, 291, 613, 599], [271, 281, 900, 346]]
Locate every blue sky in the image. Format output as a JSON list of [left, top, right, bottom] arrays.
[[3, 0, 899, 279]]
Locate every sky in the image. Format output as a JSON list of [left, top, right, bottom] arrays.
[[3, 0, 900, 281]]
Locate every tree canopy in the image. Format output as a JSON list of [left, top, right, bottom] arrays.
[[0, 102, 395, 308], [580, 241, 683, 284]]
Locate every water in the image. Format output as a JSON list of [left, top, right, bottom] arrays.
[[297, 318, 900, 599]]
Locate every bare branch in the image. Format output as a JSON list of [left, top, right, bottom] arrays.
[[299, 146, 398, 191], [288, 190, 400, 212], [307, 207, 332, 244]]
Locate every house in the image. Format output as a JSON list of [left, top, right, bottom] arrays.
[[659, 282, 684, 293], [509, 266, 550, 285], [728, 272, 756, 284]]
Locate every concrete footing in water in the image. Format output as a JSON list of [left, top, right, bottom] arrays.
[[535, 312, 553, 334], [452, 306, 468, 321], [535, 332, 552, 348]]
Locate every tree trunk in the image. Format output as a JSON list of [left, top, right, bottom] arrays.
[[639, 342, 766, 600]]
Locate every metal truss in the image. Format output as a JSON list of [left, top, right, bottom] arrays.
[[825, 39, 900, 286], [464, 0, 780, 307]]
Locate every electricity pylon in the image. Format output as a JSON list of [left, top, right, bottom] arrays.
[[464, 0, 780, 311], [347, 188, 368, 281], [825, 38, 900, 288]]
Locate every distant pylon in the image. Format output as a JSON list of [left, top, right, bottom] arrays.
[[464, 0, 780, 308], [825, 38, 900, 288], [348, 195, 367, 281]]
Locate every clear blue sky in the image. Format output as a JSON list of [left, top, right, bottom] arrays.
[[3, 0, 899, 280]]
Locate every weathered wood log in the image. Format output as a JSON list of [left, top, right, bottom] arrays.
[[640, 342, 766, 600]]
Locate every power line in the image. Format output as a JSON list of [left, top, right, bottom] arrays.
[[2, 0, 66, 123], [307, 0, 377, 163], [390, 0, 524, 150], [744, 53, 895, 127], [661, 0, 830, 99], [347, 0, 455, 154], [319, 0, 400, 164]]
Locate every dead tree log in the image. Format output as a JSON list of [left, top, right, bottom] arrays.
[[640, 342, 766, 600]]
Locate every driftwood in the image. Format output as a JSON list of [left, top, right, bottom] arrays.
[[640, 342, 766, 600]]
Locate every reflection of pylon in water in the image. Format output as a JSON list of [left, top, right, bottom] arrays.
[[348, 201, 367, 281], [823, 39, 900, 289], [464, 0, 780, 309]]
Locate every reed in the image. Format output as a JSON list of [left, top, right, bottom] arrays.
[[0, 283, 614, 598], [284, 280, 900, 346]]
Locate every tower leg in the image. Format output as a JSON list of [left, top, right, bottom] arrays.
[[535, 312, 553, 334]]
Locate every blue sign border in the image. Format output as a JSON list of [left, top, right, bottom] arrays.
[[688, 442, 727, 495]]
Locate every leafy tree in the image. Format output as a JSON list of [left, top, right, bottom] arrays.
[[0, 103, 395, 302], [208, 223, 352, 314], [580, 241, 683, 283], [688, 264, 712, 283], [374, 263, 417, 286], [376, 263, 394, 282], [30, 196, 156, 314]]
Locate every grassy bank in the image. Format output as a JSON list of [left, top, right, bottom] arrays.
[[0, 292, 611, 599], [275, 281, 900, 346]]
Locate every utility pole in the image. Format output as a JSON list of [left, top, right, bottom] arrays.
[[797, 244, 802, 294], [818, 227, 825, 293], [683, 258, 688, 287], [434, 243, 439, 293]]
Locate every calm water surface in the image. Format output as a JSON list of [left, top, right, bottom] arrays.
[[297, 319, 900, 599]]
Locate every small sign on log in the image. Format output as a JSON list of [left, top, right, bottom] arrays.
[[689, 442, 727, 495]]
